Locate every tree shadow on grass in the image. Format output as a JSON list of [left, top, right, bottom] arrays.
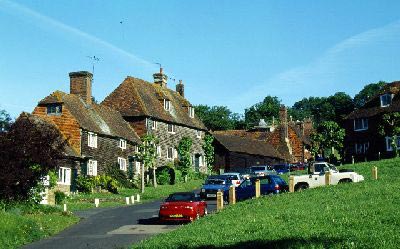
[[177, 236, 347, 249]]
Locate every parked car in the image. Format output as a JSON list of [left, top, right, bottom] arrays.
[[223, 175, 288, 202], [272, 164, 290, 174], [159, 192, 207, 222], [200, 175, 235, 199], [250, 165, 276, 176], [220, 172, 243, 187], [231, 168, 252, 179]]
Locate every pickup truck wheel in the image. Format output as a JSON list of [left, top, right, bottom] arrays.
[[294, 184, 308, 192], [339, 178, 352, 183]]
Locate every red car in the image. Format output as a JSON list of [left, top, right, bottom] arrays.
[[159, 192, 208, 222]]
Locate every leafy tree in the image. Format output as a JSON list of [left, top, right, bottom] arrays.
[[134, 134, 159, 193], [244, 96, 281, 128], [327, 92, 355, 124], [202, 134, 215, 174], [195, 105, 242, 131], [354, 81, 386, 108], [378, 112, 400, 157], [310, 121, 345, 159], [291, 97, 335, 125], [0, 113, 66, 202], [177, 137, 193, 181], [0, 109, 12, 132]]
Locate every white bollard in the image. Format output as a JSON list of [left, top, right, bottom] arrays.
[[63, 203, 67, 212], [95, 198, 99, 208], [125, 197, 130, 205], [136, 194, 140, 202], [131, 196, 135, 205]]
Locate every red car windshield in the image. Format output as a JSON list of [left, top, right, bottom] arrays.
[[166, 193, 195, 202]]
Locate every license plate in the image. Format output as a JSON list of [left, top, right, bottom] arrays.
[[170, 214, 183, 218], [207, 194, 216, 197]]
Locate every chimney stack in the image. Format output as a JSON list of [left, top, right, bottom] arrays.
[[153, 67, 168, 88], [176, 80, 184, 97], [279, 105, 288, 140], [69, 71, 93, 105]]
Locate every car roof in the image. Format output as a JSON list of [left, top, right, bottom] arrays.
[[221, 172, 240, 175]]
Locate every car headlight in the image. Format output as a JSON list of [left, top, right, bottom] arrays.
[[201, 188, 205, 192]]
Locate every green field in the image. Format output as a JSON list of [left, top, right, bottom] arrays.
[[0, 205, 79, 249], [133, 159, 400, 249], [67, 179, 205, 211]]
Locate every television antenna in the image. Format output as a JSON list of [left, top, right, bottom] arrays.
[[87, 55, 100, 75]]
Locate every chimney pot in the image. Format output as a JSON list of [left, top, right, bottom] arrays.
[[69, 71, 93, 105]]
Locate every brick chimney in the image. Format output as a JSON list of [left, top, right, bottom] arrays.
[[279, 105, 288, 140], [69, 71, 93, 105], [153, 67, 168, 88], [176, 80, 184, 97]]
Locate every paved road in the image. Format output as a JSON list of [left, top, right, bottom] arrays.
[[25, 199, 217, 249]]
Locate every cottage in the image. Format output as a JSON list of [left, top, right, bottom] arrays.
[[32, 71, 141, 194], [344, 81, 400, 162], [102, 68, 208, 172]]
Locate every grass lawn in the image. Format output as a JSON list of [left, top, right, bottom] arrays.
[[133, 158, 400, 248], [0, 205, 79, 249], [67, 179, 204, 211]]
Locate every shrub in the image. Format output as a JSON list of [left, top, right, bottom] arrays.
[[94, 175, 119, 194], [75, 175, 94, 193], [172, 169, 183, 184], [156, 167, 171, 185], [104, 163, 133, 188], [54, 191, 67, 205]]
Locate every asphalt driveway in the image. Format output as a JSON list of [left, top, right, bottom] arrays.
[[24, 199, 217, 249]]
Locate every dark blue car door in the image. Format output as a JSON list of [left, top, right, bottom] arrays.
[[260, 177, 273, 194], [236, 179, 254, 200]]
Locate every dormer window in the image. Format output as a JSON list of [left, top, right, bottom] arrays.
[[164, 99, 171, 111], [119, 139, 127, 150], [380, 94, 393, 107], [47, 104, 62, 115], [354, 118, 368, 131], [188, 106, 195, 118]]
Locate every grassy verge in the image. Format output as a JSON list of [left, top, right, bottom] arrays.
[[67, 179, 204, 211], [0, 205, 79, 249], [133, 158, 400, 248]]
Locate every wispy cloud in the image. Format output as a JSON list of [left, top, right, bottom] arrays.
[[233, 19, 400, 109], [0, 0, 155, 68]]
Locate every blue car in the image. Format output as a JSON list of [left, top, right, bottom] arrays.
[[272, 164, 290, 174], [200, 175, 234, 199], [223, 175, 288, 202]]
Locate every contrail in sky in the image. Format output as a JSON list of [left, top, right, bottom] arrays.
[[0, 0, 155, 68]]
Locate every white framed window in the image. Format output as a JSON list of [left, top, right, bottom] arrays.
[[355, 142, 369, 154], [135, 145, 139, 153], [385, 136, 400, 151], [380, 94, 393, 107], [47, 104, 62, 115], [57, 167, 71, 185], [135, 161, 141, 174], [119, 139, 127, 150], [167, 124, 176, 134], [87, 160, 98, 176], [157, 146, 162, 157], [188, 106, 195, 118], [88, 132, 98, 148], [164, 99, 171, 111], [354, 118, 368, 131], [196, 130, 202, 138], [151, 120, 157, 130], [118, 157, 127, 171], [167, 147, 176, 160]]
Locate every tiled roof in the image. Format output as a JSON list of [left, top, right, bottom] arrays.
[[101, 77, 207, 130], [346, 81, 400, 119], [212, 132, 284, 159], [38, 91, 141, 143]]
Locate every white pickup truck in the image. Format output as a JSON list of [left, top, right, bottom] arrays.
[[293, 162, 364, 191]]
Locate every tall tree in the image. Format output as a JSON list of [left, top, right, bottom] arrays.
[[0, 113, 66, 202], [177, 137, 193, 182], [194, 105, 242, 131], [244, 96, 281, 128], [378, 112, 400, 157], [0, 109, 12, 132], [327, 92, 355, 124], [202, 134, 215, 174], [135, 134, 159, 192], [291, 97, 334, 125], [310, 121, 345, 159], [353, 81, 386, 108]]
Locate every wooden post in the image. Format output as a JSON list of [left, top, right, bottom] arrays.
[[289, 176, 295, 193], [352, 156, 354, 164], [229, 186, 236, 205], [216, 191, 223, 211], [372, 167, 378, 180], [63, 203, 67, 212], [255, 179, 260, 198], [125, 197, 130, 205], [94, 198, 99, 208], [325, 172, 331, 186], [131, 196, 135, 205], [378, 152, 381, 161]]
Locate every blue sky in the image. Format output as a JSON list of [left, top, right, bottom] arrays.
[[1, 0, 400, 118]]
